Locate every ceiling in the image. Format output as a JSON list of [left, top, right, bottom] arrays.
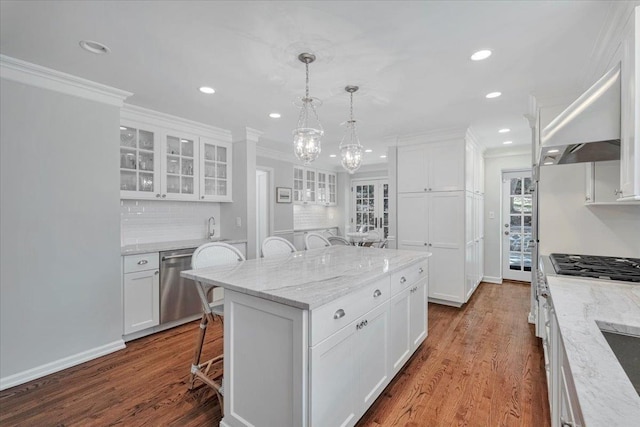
[[0, 1, 619, 167]]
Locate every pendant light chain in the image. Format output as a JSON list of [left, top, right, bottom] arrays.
[[350, 91, 354, 122], [305, 62, 310, 100]]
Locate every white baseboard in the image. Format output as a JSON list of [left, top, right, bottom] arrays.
[[483, 276, 503, 284], [0, 339, 125, 391]]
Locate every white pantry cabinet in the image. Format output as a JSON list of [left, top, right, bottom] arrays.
[[120, 105, 232, 202], [122, 253, 159, 335], [397, 140, 464, 193]]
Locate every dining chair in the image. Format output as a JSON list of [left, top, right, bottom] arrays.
[[189, 242, 245, 414], [363, 230, 381, 247], [261, 236, 297, 258], [328, 236, 351, 246], [304, 232, 331, 250]]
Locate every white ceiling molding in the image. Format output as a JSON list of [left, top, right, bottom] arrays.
[[484, 145, 531, 158], [465, 127, 486, 152], [245, 127, 264, 143], [121, 104, 232, 141], [0, 54, 131, 106]]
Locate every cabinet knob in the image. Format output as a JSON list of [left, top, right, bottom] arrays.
[[400, 276, 406, 284], [162, 194, 166, 198], [373, 289, 382, 298], [419, 267, 424, 274], [156, 194, 161, 198], [428, 243, 432, 247], [424, 188, 428, 192], [201, 196, 205, 200], [424, 242, 428, 246], [333, 309, 345, 320], [428, 188, 432, 191], [154, 270, 159, 275]]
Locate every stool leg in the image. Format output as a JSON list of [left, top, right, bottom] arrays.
[[189, 313, 209, 390]]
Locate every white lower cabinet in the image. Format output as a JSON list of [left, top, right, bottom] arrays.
[[122, 253, 160, 335], [310, 301, 389, 427]]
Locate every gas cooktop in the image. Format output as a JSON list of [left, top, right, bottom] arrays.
[[550, 253, 640, 283]]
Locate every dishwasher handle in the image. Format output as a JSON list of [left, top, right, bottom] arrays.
[[161, 253, 194, 261]]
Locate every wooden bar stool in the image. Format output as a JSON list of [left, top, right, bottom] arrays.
[[188, 242, 245, 415]]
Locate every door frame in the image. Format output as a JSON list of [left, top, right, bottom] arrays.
[[256, 167, 275, 255], [501, 169, 533, 282]]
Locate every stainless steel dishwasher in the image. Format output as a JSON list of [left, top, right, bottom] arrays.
[[159, 248, 202, 324]]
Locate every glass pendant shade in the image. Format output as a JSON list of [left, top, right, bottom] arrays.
[[293, 53, 323, 165], [339, 85, 364, 174], [340, 121, 363, 174]]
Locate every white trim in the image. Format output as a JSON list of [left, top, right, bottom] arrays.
[[484, 146, 532, 158], [0, 54, 131, 106], [273, 229, 295, 236], [256, 144, 297, 163], [121, 104, 232, 141], [0, 339, 125, 391], [245, 127, 264, 143], [395, 126, 468, 146], [483, 276, 503, 284]]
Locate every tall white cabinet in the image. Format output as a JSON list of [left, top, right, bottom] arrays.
[[396, 129, 484, 306]]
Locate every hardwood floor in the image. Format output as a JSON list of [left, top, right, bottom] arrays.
[[0, 281, 549, 426]]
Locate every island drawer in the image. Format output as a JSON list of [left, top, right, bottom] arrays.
[[390, 260, 427, 295], [124, 253, 159, 273], [310, 276, 391, 346]]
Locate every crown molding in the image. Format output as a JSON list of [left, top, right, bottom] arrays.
[[245, 127, 264, 143], [484, 144, 531, 159], [0, 54, 131, 106], [121, 104, 232, 141]]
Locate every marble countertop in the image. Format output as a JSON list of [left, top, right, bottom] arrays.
[[121, 237, 248, 255], [182, 246, 430, 310], [548, 275, 640, 426]]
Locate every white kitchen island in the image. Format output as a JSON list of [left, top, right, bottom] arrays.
[[182, 245, 430, 427]]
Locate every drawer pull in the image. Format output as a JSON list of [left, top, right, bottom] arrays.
[[400, 276, 406, 284], [333, 309, 345, 320], [418, 267, 424, 274], [373, 289, 382, 298], [154, 270, 159, 275], [137, 259, 148, 265]]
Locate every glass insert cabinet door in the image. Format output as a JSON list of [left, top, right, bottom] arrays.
[[120, 125, 158, 196], [162, 133, 198, 199], [351, 179, 389, 239], [199, 137, 231, 201], [502, 170, 533, 281]]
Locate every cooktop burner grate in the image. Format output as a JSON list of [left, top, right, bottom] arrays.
[[549, 253, 640, 283]]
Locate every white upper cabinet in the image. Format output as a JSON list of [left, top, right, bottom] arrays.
[[294, 166, 337, 206], [120, 105, 232, 202], [398, 140, 465, 193], [619, 7, 640, 201]]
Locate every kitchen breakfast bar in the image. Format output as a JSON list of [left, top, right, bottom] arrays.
[[182, 246, 430, 427]]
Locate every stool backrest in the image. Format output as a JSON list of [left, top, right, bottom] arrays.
[[191, 242, 246, 269], [261, 236, 297, 258], [305, 232, 331, 250], [328, 236, 350, 246]]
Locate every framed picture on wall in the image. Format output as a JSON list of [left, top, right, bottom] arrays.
[[276, 187, 292, 203]]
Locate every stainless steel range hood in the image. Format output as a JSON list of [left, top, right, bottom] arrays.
[[540, 63, 620, 166]]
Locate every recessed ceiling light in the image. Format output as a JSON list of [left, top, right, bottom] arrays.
[[120, 126, 127, 130], [79, 40, 110, 55], [269, 113, 281, 119], [471, 50, 492, 61], [380, 155, 387, 159], [548, 149, 559, 153], [199, 86, 215, 94], [329, 154, 337, 158], [486, 92, 502, 99], [503, 141, 513, 145], [544, 161, 554, 165], [498, 128, 510, 133], [365, 149, 373, 153], [181, 139, 189, 142]]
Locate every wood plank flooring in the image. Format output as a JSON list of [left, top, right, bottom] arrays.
[[0, 281, 549, 426]]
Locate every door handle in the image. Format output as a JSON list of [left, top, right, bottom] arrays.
[[504, 231, 509, 235], [161, 253, 194, 261]]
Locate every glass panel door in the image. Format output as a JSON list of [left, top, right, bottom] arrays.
[[200, 140, 228, 199], [165, 134, 195, 198], [328, 173, 337, 205], [317, 171, 327, 204], [352, 179, 389, 239], [293, 167, 304, 203], [120, 126, 156, 193], [305, 169, 316, 203], [502, 170, 533, 281]]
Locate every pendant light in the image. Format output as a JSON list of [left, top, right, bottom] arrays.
[[293, 53, 323, 165], [339, 85, 364, 174]]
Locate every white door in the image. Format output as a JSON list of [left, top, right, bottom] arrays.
[[388, 288, 411, 373], [502, 170, 533, 282], [409, 278, 428, 349], [356, 302, 389, 410], [396, 193, 428, 251], [351, 179, 389, 238]]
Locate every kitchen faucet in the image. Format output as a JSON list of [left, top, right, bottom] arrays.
[[208, 216, 216, 239]]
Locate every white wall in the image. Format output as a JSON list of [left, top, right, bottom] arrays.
[[0, 78, 123, 387], [483, 151, 532, 281], [539, 163, 640, 257], [121, 200, 221, 245], [257, 155, 294, 235]]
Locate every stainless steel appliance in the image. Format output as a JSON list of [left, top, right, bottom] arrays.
[[159, 248, 202, 324], [547, 253, 640, 282]]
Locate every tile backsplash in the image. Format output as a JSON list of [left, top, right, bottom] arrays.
[[294, 204, 340, 230], [121, 200, 221, 245]]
